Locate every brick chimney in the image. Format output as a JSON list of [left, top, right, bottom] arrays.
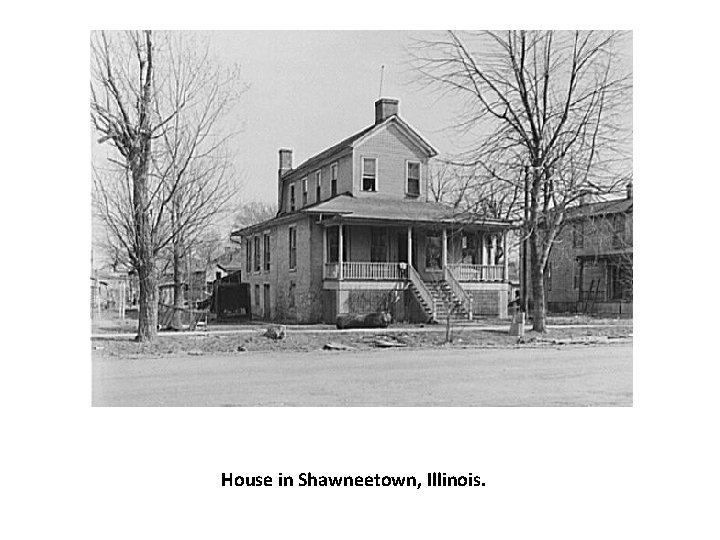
[[626, 180, 633, 199], [375, 98, 399, 124], [278, 149, 293, 211]]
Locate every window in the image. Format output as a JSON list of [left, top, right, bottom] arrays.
[[573, 222, 584, 248], [288, 226, 297, 270], [331, 163, 338, 196], [612, 214, 626, 248], [362, 157, 377, 192], [263, 233, 270, 271], [245, 238, 251, 273], [573, 261, 580, 289], [370, 229, 387, 262], [302, 177, 308, 207], [315, 171, 321, 202], [289, 184, 296, 212], [253, 236, 261, 272], [406, 161, 420, 196], [546, 262, 552, 291], [254, 284, 260, 306]]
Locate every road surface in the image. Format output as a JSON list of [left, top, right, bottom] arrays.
[[92, 344, 632, 406]]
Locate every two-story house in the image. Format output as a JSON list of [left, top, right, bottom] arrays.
[[546, 183, 633, 315], [231, 98, 514, 324]]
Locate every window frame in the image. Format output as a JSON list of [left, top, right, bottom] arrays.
[[289, 183, 296, 212], [245, 237, 252, 273], [330, 162, 338, 197], [572, 221, 584, 249], [263, 233, 271, 272], [253, 235, 261, 273], [315, 170, 322, 202], [406, 160, 421, 197], [288, 225, 297, 271], [361, 157, 378, 192], [302, 177, 308, 207]]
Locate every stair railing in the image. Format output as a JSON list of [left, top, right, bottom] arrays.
[[443, 266, 473, 321], [408, 264, 436, 322]]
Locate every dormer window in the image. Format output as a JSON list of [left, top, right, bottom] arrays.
[[289, 183, 296, 212], [406, 161, 420, 197], [362, 157, 377, 192], [302, 177, 308, 206], [315, 171, 321, 202]]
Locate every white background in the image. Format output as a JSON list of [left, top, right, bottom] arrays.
[[1, 1, 719, 538]]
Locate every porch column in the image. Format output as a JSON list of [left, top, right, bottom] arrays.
[[442, 228, 448, 269], [322, 226, 327, 279], [406, 226, 412, 265], [481, 233, 488, 266], [490, 234, 497, 265], [502, 231, 509, 281], [338, 223, 344, 281]]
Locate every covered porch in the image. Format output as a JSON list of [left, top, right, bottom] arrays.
[[321, 221, 510, 284]]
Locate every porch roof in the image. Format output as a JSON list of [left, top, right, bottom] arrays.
[[303, 195, 511, 228]]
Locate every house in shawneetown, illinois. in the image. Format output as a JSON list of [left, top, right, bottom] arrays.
[[545, 182, 633, 315], [231, 98, 514, 324]]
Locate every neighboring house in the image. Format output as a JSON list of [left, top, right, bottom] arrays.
[[546, 183, 633, 315], [231, 98, 514, 323]]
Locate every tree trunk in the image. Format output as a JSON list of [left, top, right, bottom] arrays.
[[136, 258, 158, 341], [170, 235, 185, 330], [132, 136, 157, 341], [530, 231, 547, 332]]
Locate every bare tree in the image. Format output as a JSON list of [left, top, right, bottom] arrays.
[[92, 31, 246, 340], [411, 30, 632, 331], [232, 201, 277, 230]]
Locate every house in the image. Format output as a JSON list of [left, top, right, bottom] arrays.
[[546, 183, 633, 315], [231, 98, 514, 324]]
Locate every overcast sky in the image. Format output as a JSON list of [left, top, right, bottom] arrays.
[[206, 30, 464, 205]]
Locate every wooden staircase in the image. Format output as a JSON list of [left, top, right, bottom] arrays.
[[406, 279, 471, 323], [426, 280, 471, 322]]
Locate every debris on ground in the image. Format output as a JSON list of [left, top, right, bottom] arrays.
[[373, 335, 408, 348], [323, 342, 354, 351], [264, 325, 287, 340], [237, 346, 247, 352], [336, 312, 391, 329]]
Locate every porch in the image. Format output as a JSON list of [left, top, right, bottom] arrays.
[[319, 221, 511, 322], [321, 223, 510, 283]]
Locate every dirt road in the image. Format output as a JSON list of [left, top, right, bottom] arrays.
[[92, 344, 632, 406]]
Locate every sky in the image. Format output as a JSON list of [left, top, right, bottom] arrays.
[[205, 30, 462, 205]]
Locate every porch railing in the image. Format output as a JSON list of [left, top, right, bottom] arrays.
[[448, 263, 505, 282], [323, 262, 408, 280], [443, 267, 473, 320], [408, 264, 436, 321]]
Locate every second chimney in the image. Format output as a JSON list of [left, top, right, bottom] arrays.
[[278, 149, 293, 211], [375, 98, 399, 124]]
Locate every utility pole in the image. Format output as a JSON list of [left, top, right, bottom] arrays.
[[521, 166, 530, 314]]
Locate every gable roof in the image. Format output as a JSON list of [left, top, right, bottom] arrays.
[[282, 115, 438, 182]]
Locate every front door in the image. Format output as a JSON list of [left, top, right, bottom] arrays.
[[263, 284, 271, 320]]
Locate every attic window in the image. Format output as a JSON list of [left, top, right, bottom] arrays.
[[406, 161, 420, 196], [315, 171, 321, 202], [302, 177, 308, 207], [362, 157, 377, 192], [289, 183, 296, 212]]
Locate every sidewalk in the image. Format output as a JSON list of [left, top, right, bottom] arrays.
[[91, 322, 632, 340]]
